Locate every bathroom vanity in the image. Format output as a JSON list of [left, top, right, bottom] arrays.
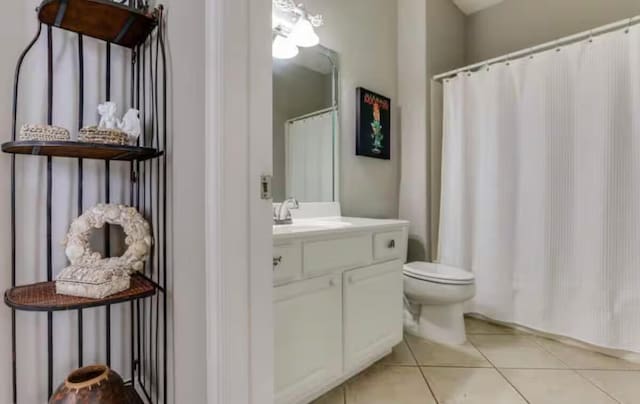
[[273, 216, 409, 404], [270, 39, 408, 403]]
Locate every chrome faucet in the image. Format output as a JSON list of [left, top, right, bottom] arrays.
[[274, 198, 300, 225]]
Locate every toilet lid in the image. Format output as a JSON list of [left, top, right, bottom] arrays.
[[403, 262, 475, 285]]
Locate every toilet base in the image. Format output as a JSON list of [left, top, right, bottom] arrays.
[[404, 302, 467, 345]]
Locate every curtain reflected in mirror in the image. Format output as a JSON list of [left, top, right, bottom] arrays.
[[272, 46, 339, 203]]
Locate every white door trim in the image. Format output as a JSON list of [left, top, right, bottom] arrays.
[[205, 0, 273, 403]]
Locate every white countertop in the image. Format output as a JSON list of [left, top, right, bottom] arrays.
[[273, 216, 410, 241]]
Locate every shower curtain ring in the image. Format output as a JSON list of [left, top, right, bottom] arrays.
[[625, 18, 633, 34]]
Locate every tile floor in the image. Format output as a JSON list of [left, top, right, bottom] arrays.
[[312, 317, 640, 404]]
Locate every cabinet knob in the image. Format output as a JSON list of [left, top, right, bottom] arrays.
[[273, 256, 283, 269], [388, 240, 396, 249], [348, 276, 354, 284], [329, 279, 336, 287]]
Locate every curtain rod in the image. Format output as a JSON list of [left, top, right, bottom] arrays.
[[433, 14, 640, 82], [287, 106, 337, 123]]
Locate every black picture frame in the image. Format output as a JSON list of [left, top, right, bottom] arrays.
[[356, 87, 391, 160]]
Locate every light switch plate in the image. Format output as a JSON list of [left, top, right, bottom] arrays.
[[260, 175, 272, 200]]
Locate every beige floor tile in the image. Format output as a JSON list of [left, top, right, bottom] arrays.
[[312, 386, 344, 404], [380, 340, 417, 366], [502, 369, 617, 404], [405, 334, 491, 367], [465, 317, 518, 335], [422, 367, 526, 404], [535, 337, 640, 370], [345, 364, 436, 404], [469, 335, 567, 369], [579, 371, 640, 404]]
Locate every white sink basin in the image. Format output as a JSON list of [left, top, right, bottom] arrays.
[[273, 220, 353, 235]]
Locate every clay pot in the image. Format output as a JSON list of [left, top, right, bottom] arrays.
[[50, 365, 128, 404]]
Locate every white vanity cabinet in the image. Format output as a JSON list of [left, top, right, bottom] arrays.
[[273, 218, 409, 404]]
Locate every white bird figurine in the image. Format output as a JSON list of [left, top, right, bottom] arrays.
[[118, 108, 142, 145], [97, 102, 118, 129]]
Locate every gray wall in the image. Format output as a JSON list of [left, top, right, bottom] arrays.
[[397, 0, 466, 262], [272, 62, 332, 202], [427, 0, 467, 79], [466, 0, 640, 63], [398, 0, 429, 262], [306, 0, 400, 219], [426, 0, 466, 260]]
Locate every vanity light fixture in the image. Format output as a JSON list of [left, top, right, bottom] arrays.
[[273, 34, 299, 59], [289, 18, 319, 48], [272, 0, 323, 59]]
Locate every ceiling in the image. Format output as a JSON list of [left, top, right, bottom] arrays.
[[452, 0, 505, 15]]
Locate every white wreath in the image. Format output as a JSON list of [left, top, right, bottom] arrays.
[[63, 203, 152, 273]]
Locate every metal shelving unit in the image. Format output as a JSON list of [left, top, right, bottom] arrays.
[[5, 1, 168, 402]]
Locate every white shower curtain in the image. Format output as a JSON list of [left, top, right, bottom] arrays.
[[439, 27, 640, 352]]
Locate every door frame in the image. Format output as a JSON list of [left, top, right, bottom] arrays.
[[204, 0, 273, 403]]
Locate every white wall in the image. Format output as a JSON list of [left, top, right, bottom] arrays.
[[0, 2, 27, 401], [164, 0, 208, 402], [466, 0, 640, 63], [305, 0, 400, 219]]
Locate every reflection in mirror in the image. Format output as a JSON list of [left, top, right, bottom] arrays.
[[272, 46, 338, 203]]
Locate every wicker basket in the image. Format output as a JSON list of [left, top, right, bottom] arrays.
[[79, 126, 129, 145], [19, 124, 70, 141]]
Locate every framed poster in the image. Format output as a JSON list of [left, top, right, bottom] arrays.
[[356, 87, 391, 160]]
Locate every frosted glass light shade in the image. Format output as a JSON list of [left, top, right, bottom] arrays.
[[289, 18, 320, 48], [273, 35, 299, 59]]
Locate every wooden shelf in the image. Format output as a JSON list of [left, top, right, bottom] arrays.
[[5, 274, 157, 312], [38, 0, 159, 48], [2, 141, 161, 161]]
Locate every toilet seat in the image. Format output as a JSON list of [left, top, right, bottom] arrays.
[[403, 262, 475, 285]]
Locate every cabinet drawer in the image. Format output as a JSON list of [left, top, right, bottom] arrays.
[[373, 230, 405, 262], [303, 234, 372, 276], [274, 242, 302, 286]]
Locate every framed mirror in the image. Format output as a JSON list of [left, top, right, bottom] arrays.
[[272, 45, 339, 203]]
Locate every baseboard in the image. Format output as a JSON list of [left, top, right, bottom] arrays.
[[466, 313, 640, 364]]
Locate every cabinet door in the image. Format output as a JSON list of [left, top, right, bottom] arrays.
[[343, 260, 403, 372], [274, 274, 343, 404]]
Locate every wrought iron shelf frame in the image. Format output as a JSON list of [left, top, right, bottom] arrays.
[[6, 1, 168, 403]]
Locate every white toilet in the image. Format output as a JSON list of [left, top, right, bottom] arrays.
[[403, 262, 475, 345]]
